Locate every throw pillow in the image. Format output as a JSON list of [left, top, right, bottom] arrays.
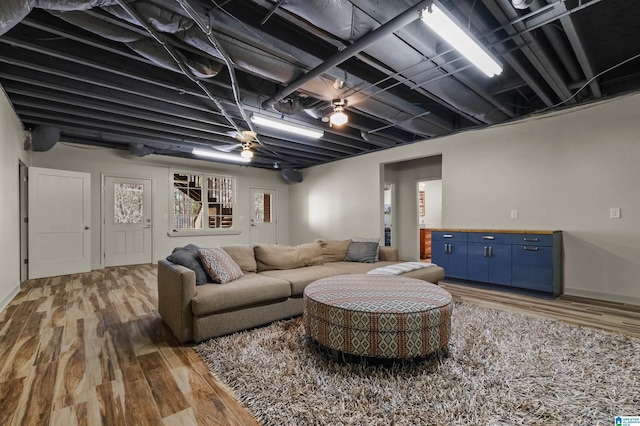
[[352, 237, 380, 261], [315, 239, 351, 262], [254, 243, 324, 271], [221, 245, 258, 272], [344, 241, 379, 263], [198, 248, 244, 284], [167, 245, 209, 285]]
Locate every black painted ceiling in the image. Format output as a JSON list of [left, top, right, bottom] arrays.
[[1, 0, 639, 170]]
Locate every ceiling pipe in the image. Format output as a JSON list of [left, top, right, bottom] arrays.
[[114, 0, 244, 134], [176, 0, 262, 144], [261, 0, 431, 110]]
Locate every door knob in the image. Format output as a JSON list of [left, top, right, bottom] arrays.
[[84, 226, 90, 230]]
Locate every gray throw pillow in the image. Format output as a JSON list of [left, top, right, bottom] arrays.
[[352, 237, 380, 261], [344, 241, 379, 263], [167, 245, 209, 285]]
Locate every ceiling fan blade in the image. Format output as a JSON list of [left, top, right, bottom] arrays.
[[211, 143, 242, 152]]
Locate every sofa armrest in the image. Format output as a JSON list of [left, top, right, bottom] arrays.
[[157, 259, 197, 342], [379, 246, 399, 262]]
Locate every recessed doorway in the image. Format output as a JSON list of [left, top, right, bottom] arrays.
[[417, 179, 442, 262]]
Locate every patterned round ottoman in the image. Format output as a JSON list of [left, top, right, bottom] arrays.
[[303, 274, 453, 359]]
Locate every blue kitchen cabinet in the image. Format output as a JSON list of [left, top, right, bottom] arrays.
[[431, 231, 468, 280], [511, 233, 562, 294], [467, 232, 512, 286], [433, 230, 562, 296]]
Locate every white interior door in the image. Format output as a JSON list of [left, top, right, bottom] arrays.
[[104, 176, 152, 267], [28, 167, 91, 279], [250, 188, 277, 245]]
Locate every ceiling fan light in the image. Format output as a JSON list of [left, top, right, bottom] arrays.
[[240, 147, 254, 159], [329, 110, 348, 126], [420, 2, 503, 77]]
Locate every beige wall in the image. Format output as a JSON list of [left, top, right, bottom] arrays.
[[290, 93, 640, 305], [0, 87, 29, 311], [31, 144, 292, 269], [2, 87, 639, 308]]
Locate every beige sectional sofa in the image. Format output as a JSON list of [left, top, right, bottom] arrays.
[[157, 239, 445, 343]]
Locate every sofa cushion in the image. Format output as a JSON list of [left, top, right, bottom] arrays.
[[352, 237, 380, 261], [221, 245, 257, 272], [315, 239, 351, 262], [254, 242, 324, 271], [167, 244, 209, 285], [198, 248, 244, 284], [344, 241, 379, 263], [260, 265, 347, 297], [330, 260, 400, 275], [191, 273, 291, 315]]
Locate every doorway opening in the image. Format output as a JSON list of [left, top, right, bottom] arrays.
[[383, 183, 394, 246], [417, 179, 442, 262]]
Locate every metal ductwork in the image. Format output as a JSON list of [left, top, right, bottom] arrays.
[[0, 0, 630, 169], [29, 125, 59, 151], [128, 142, 156, 157]]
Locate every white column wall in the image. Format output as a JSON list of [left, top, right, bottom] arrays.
[[290, 93, 640, 305]]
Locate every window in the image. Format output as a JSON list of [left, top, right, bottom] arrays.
[[171, 171, 237, 233], [253, 191, 272, 223], [114, 183, 144, 224]]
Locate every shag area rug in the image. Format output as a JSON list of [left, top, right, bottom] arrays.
[[194, 301, 639, 425]]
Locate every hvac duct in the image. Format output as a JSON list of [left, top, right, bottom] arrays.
[[29, 125, 60, 151]]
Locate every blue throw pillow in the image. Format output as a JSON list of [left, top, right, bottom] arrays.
[[167, 245, 209, 285]]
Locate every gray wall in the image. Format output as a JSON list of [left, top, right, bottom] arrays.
[[290, 93, 640, 305], [30, 144, 292, 269], [0, 87, 29, 311], [2, 87, 639, 309]]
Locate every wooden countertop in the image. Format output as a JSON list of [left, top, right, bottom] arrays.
[[429, 229, 559, 234]]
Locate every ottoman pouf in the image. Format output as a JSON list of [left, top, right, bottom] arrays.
[[303, 274, 453, 359]]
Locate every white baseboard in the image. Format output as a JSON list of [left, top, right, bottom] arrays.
[[0, 284, 20, 314], [564, 288, 640, 307]]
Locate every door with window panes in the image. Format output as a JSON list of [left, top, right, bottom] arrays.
[[250, 188, 277, 244], [104, 176, 152, 267]]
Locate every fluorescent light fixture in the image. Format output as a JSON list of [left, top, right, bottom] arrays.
[[420, 2, 503, 77], [251, 113, 324, 138], [192, 148, 251, 163]]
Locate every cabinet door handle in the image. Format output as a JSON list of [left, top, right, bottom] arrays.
[[483, 246, 488, 257], [523, 246, 539, 251], [443, 234, 453, 238], [448, 244, 452, 253], [444, 244, 448, 254], [523, 237, 539, 242], [488, 246, 493, 257], [482, 236, 494, 240]]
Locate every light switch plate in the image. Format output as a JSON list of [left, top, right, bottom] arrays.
[[510, 209, 519, 219], [610, 208, 621, 219]]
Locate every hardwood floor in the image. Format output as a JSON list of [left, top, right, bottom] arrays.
[[440, 280, 640, 339], [0, 265, 259, 426], [1, 266, 639, 425]]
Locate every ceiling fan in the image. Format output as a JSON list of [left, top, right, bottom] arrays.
[[210, 130, 257, 153]]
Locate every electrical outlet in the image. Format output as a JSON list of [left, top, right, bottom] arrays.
[[510, 209, 519, 219], [610, 208, 621, 219]]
